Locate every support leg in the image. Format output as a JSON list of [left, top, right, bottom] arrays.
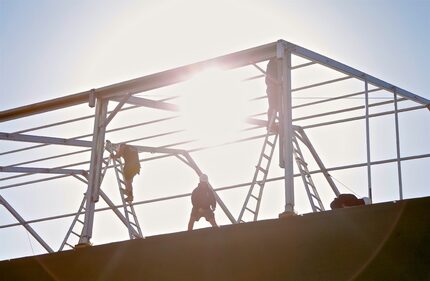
[[78, 97, 109, 246]]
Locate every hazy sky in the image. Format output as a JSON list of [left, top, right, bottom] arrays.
[[1, 0, 429, 260]]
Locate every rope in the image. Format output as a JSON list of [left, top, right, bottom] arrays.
[[330, 175, 359, 197]]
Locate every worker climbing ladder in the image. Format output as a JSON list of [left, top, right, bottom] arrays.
[[106, 142, 143, 239], [238, 113, 279, 223]]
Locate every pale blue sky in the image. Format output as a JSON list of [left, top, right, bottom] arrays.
[[0, 0, 429, 260]]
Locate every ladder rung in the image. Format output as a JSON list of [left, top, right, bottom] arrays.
[[77, 219, 84, 224], [245, 207, 255, 214], [306, 180, 315, 187], [71, 231, 80, 237], [266, 141, 274, 147], [310, 193, 320, 200], [130, 213, 138, 220], [65, 243, 74, 248], [257, 167, 267, 174], [250, 194, 259, 200], [253, 181, 264, 187], [262, 153, 270, 160], [240, 220, 245, 223], [314, 206, 322, 212], [296, 158, 307, 166], [129, 221, 137, 227]]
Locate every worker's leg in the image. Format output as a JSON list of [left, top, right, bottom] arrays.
[[206, 211, 218, 228], [123, 177, 134, 202], [124, 178, 134, 195], [188, 216, 195, 231], [208, 218, 218, 228]]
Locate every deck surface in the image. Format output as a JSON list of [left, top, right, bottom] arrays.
[[1, 197, 429, 281]]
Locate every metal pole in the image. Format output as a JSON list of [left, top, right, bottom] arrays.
[[278, 41, 294, 214], [364, 81, 372, 201], [393, 90, 403, 199], [78, 97, 108, 245]]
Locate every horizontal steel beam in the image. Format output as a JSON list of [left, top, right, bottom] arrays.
[[0, 166, 86, 175], [134, 145, 186, 155], [3, 151, 430, 230], [282, 40, 430, 106], [112, 96, 179, 112], [0, 42, 277, 122], [0, 132, 92, 147]]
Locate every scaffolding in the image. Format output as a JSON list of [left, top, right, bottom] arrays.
[[1, 40, 429, 255]]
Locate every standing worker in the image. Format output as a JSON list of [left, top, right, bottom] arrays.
[[265, 58, 281, 132], [110, 142, 141, 202], [188, 174, 218, 230]]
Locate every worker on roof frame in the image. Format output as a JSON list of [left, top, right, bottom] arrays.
[[110, 142, 141, 203], [188, 174, 218, 230]]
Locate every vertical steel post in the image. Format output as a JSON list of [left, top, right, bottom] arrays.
[[278, 41, 294, 214], [364, 81, 372, 201], [393, 90, 403, 199], [78, 97, 108, 245]]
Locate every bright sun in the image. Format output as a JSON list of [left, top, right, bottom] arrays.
[[178, 68, 247, 146]]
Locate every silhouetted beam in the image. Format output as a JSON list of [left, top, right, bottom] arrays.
[[283, 40, 430, 106], [0, 195, 53, 253], [0, 132, 92, 147], [0, 42, 277, 122], [112, 96, 179, 112], [0, 166, 85, 175]]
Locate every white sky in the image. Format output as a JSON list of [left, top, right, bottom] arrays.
[[1, 0, 429, 260]]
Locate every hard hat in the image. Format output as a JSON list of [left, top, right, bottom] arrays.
[[200, 174, 208, 182]]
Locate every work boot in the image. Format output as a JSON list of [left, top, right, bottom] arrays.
[[125, 194, 134, 203]]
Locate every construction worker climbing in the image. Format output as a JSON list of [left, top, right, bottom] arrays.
[[110, 142, 141, 202], [188, 174, 218, 230], [265, 58, 281, 132]]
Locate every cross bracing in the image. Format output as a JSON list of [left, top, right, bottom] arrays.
[[0, 40, 429, 257]]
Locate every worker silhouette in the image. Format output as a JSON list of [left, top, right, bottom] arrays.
[[188, 174, 218, 230], [330, 194, 371, 209], [265, 58, 281, 132], [110, 142, 141, 202]]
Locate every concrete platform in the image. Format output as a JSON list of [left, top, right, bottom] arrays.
[[1, 197, 430, 281]]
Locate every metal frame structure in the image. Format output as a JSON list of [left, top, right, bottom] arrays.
[[1, 40, 429, 255]]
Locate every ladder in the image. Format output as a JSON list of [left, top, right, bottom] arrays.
[[292, 135, 325, 212], [238, 113, 278, 223], [58, 194, 87, 250], [59, 156, 114, 250], [110, 150, 143, 239]]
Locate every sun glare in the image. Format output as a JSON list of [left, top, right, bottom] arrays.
[[178, 68, 246, 146]]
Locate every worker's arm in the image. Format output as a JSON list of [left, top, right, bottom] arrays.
[[191, 188, 197, 207], [210, 189, 216, 210], [111, 145, 124, 159]]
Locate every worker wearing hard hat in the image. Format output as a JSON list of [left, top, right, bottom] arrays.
[[187, 174, 218, 230]]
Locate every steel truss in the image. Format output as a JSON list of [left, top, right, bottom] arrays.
[[1, 40, 429, 255]]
